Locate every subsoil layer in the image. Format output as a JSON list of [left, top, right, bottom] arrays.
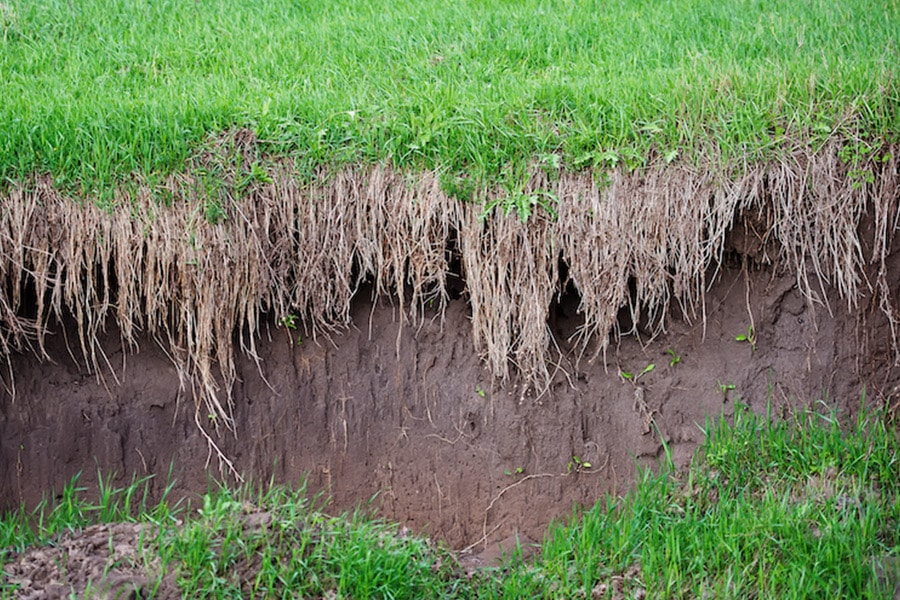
[[3, 257, 900, 596]]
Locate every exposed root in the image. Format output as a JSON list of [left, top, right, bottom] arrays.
[[0, 138, 897, 458], [469, 473, 557, 553], [195, 410, 244, 483]]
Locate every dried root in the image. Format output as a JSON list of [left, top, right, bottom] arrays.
[[0, 138, 896, 440]]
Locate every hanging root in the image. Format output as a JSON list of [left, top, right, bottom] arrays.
[[0, 135, 896, 449]]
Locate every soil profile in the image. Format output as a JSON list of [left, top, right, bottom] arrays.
[[3, 256, 899, 554]]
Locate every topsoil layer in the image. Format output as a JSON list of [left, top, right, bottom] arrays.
[[3, 252, 900, 555]]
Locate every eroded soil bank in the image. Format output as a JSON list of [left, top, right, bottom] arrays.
[[3, 251, 900, 552]]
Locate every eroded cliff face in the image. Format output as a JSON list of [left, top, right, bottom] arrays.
[[1, 140, 899, 548], [1, 143, 897, 434], [3, 253, 899, 550]]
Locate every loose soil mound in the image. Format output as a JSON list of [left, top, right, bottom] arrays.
[[3, 522, 179, 599]]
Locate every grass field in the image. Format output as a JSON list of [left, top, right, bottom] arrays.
[[1, 0, 898, 195], [2, 401, 898, 598]]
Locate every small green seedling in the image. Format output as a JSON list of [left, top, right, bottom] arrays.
[[278, 314, 302, 345], [504, 467, 525, 477], [735, 325, 756, 350], [475, 385, 486, 397], [568, 455, 592, 473], [279, 314, 298, 330], [667, 349, 681, 367], [620, 363, 655, 382], [716, 381, 736, 395]]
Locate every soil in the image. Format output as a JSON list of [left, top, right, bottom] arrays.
[[3, 246, 900, 597], [3, 521, 180, 599]]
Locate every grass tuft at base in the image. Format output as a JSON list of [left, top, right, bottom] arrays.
[[2, 399, 898, 598]]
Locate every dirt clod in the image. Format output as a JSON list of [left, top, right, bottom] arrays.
[[3, 523, 179, 599]]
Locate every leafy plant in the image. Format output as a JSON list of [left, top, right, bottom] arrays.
[[538, 152, 562, 174], [481, 189, 558, 223], [568, 455, 592, 473], [836, 142, 895, 190], [735, 325, 757, 350], [620, 363, 655, 382], [235, 160, 274, 193], [667, 349, 681, 367]]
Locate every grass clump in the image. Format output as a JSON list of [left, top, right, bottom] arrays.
[[0, 475, 461, 599], [2, 400, 898, 598], [0, 0, 897, 194], [0, 471, 172, 560], [519, 400, 900, 599], [161, 484, 457, 599]]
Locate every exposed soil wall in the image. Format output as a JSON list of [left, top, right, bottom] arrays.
[[3, 257, 900, 550], [1, 140, 897, 431], [1, 143, 899, 549]]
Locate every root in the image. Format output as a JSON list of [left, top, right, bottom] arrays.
[[467, 473, 556, 553], [0, 136, 896, 473], [195, 410, 243, 483]]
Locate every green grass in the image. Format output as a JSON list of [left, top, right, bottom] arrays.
[[160, 485, 457, 598], [518, 401, 900, 598], [1, 0, 898, 196], [0, 474, 462, 599], [2, 399, 898, 598]]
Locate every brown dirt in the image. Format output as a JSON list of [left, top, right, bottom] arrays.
[[3, 521, 180, 599], [3, 256, 900, 557]]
